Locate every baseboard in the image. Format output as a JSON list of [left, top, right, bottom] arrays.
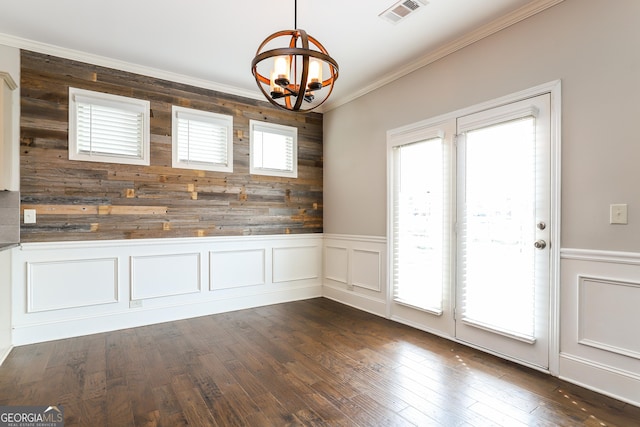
[[559, 353, 640, 407], [322, 283, 387, 318], [0, 345, 12, 366], [13, 284, 321, 346]]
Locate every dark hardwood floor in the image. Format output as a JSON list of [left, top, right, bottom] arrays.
[[1, 298, 639, 426]]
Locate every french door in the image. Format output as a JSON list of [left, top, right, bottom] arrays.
[[455, 93, 551, 368], [389, 89, 555, 370]]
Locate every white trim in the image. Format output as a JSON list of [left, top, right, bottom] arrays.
[[0, 71, 17, 91], [322, 286, 387, 318], [324, 234, 386, 244], [27, 257, 119, 312], [272, 245, 319, 283], [209, 248, 266, 290], [577, 275, 640, 361], [559, 353, 640, 408], [322, 0, 565, 111], [324, 245, 349, 284], [130, 252, 202, 300], [561, 248, 640, 265], [0, 345, 12, 366], [351, 248, 382, 292], [18, 233, 319, 251]]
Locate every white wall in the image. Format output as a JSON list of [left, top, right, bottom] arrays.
[[323, 0, 640, 407]]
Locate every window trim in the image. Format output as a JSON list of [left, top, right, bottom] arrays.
[[68, 87, 150, 166], [249, 120, 298, 178], [171, 106, 233, 173]]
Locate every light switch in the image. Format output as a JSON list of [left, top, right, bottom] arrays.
[[24, 209, 36, 224], [610, 204, 628, 225]]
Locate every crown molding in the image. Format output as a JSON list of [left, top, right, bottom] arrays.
[[0, 32, 264, 102], [0, 71, 17, 90], [321, 0, 565, 112]]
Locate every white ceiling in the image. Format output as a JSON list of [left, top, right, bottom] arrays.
[[0, 0, 561, 111]]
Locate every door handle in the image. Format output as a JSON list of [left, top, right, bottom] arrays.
[[534, 240, 547, 250]]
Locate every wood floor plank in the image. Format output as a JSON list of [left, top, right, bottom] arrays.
[[1, 298, 639, 426]]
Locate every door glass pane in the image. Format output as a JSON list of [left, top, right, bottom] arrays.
[[460, 118, 536, 339], [393, 137, 444, 313]]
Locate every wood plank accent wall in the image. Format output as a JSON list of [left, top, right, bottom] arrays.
[[19, 50, 323, 242]]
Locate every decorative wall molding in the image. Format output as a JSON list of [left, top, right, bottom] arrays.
[[351, 249, 382, 292], [561, 248, 640, 265], [210, 249, 266, 290], [324, 245, 348, 283], [272, 245, 320, 283], [27, 258, 118, 312], [322, 235, 387, 318], [577, 275, 640, 360], [12, 234, 323, 345], [131, 253, 201, 300], [560, 249, 640, 408]]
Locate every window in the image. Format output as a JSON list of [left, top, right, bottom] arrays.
[[68, 87, 150, 165], [250, 120, 297, 178], [172, 106, 233, 172], [390, 132, 451, 315]]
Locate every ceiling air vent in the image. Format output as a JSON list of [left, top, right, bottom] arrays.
[[379, 0, 428, 24]]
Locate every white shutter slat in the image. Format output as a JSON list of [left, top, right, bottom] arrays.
[[392, 136, 445, 314], [173, 106, 232, 170]]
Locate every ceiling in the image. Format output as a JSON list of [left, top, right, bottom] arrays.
[[0, 0, 561, 111]]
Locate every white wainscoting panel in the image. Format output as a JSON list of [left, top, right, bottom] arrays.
[[131, 253, 200, 300], [578, 276, 640, 360], [560, 248, 640, 407], [28, 258, 118, 312], [210, 249, 265, 290], [272, 245, 319, 283], [322, 235, 387, 317], [352, 249, 381, 292], [324, 245, 348, 283], [11, 234, 322, 345]]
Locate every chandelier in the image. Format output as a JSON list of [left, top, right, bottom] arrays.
[[251, 0, 339, 112]]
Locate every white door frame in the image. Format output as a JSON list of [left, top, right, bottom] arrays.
[[386, 80, 561, 375]]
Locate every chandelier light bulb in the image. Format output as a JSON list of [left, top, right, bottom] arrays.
[[307, 59, 322, 91]]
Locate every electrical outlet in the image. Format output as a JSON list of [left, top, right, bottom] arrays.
[[610, 204, 628, 225], [24, 209, 36, 224], [129, 300, 143, 308]]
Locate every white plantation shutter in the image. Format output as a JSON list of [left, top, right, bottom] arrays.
[[250, 120, 297, 178], [69, 88, 150, 165], [172, 107, 233, 172], [458, 114, 538, 341], [391, 135, 450, 315]]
